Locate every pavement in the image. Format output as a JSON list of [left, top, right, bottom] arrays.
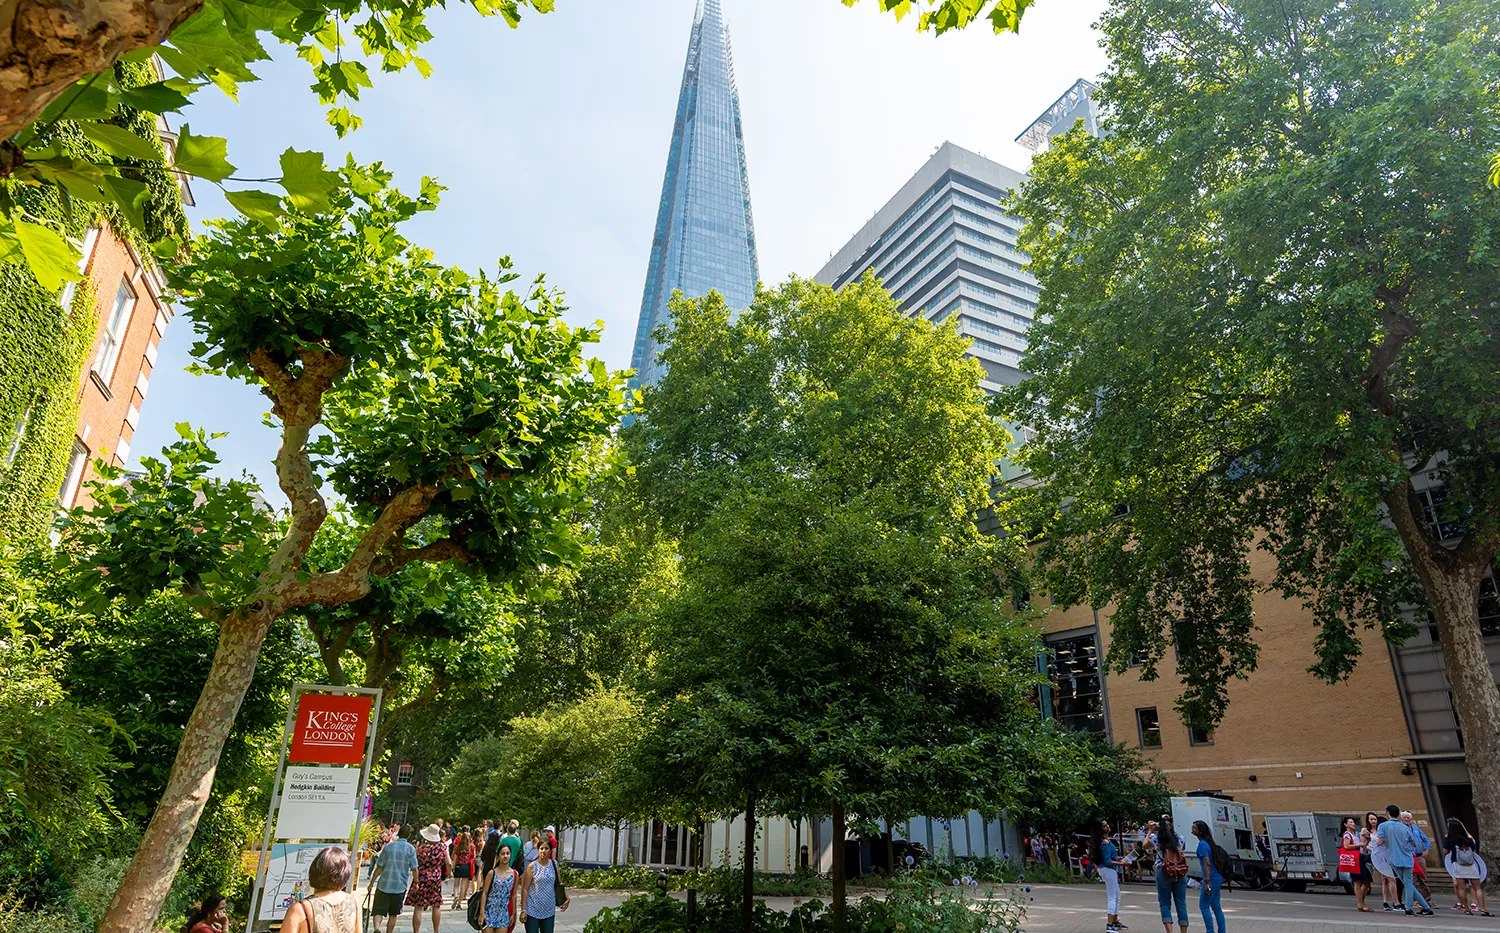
[[353, 874, 1499, 933]]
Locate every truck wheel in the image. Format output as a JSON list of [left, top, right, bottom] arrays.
[[1343, 881, 1355, 895]]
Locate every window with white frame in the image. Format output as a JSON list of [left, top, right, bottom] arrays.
[[397, 761, 414, 786], [93, 277, 137, 385], [392, 800, 409, 824], [59, 226, 100, 309], [3, 399, 35, 469], [57, 439, 89, 508]]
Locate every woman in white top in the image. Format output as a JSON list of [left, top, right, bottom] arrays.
[[1341, 816, 1373, 912], [1364, 811, 1397, 911], [281, 847, 360, 933]]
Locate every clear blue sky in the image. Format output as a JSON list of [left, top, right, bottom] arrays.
[[132, 0, 1110, 504]]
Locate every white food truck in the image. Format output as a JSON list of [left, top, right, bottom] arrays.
[[1169, 793, 1261, 884]]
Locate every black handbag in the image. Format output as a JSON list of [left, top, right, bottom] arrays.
[[553, 859, 567, 906]]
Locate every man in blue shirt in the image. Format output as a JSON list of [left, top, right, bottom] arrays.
[[370, 826, 419, 933], [1375, 804, 1434, 916]]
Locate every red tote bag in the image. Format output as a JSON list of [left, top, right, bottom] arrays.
[[1337, 847, 1361, 874]]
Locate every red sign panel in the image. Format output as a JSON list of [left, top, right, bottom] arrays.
[[289, 693, 373, 765]]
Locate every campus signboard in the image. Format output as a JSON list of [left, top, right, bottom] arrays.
[[248, 685, 382, 930]]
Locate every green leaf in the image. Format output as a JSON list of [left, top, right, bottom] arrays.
[[119, 81, 194, 114], [14, 220, 82, 291], [224, 189, 286, 228], [36, 80, 120, 124], [101, 174, 150, 234], [277, 149, 339, 213], [78, 122, 162, 161], [172, 125, 236, 181]]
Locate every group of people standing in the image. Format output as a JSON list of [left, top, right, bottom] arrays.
[[1341, 806, 1491, 917], [1089, 818, 1228, 933], [368, 819, 570, 933]]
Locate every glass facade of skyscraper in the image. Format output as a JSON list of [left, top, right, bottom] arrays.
[[630, 0, 759, 390], [815, 143, 1038, 389]]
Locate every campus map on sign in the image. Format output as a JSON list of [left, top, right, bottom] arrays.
[[258, 843, 328, 921], [274, 765, 362, 840]]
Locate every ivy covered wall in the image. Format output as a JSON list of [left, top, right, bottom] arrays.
[[0, 60, 188, 545]]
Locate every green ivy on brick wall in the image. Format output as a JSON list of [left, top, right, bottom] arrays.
[[0, 60, 187, 545]]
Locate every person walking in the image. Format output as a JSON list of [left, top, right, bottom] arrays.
[[1400, 810, 1433, 904], [478, 843, 518, 933], [282, 847, 360, 933], [370, 826, 419, 933], [1341, 816, 1373, 912], [1191, 820, 1226, 933], [408, 823, 453, 933], [451, 827, 476, 910], [1091, 820, 1126, 932], [500, 822, 525, 873], [1154, 819, 1190, 933], [516, 838, 570, 933], [182, 894, 230, 933], [1374, 804, 1434, 916], [1443, 819, 1492, 916], [524, 832, 541, 867]]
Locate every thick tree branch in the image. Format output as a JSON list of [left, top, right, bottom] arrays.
[[1364, 288, 1417, 418], [0, 0, 207, 142], [250, 347, 349, 580], [274, 482, 444, 611], [371, 538, 476, 577]]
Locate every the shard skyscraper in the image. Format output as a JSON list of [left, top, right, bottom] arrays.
[[629, 0, 759, 390]]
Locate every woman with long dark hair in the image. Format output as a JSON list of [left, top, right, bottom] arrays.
[[1365, 810, 1397, 910], [181, 894, 229, 933], [1091, 819, 1125, 932], [1342, 816, 1373, 912], [1191, 820, 1226, 933], [452, 825, 476, 910], [1443, 818, 1491, 916], [1154, 818, 1190, 933]]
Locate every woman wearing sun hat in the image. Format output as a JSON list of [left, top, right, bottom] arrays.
[[407, 823, 453, 933]]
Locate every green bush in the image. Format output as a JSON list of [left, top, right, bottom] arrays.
[[581, 877, 1028, 933], [566, 865, 828, 897]]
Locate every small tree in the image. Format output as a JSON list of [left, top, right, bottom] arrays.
[[60, 167, 625, 932], [999, 0, 1500, 845], [627, 278, 1088, 931]]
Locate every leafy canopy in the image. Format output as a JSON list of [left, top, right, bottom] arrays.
[[997, 0, 1500, 728], [626, 278, 1087, 828]]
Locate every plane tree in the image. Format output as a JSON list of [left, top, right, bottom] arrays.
[[997, 0, 1500, 846], [58, 164, 625, 932]]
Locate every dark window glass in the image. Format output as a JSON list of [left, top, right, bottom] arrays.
[[1136, 708, 1162, 748], [1046, 633, 1105, 733], [1189, 724, 1215, 746]]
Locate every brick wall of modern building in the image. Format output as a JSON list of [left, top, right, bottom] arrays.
[[59, 222, 172, 510], [1039, 545, 1427, 825]]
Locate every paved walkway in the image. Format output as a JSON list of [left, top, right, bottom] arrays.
[[354, 875, 1497, 932]]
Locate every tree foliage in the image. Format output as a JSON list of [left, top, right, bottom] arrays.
[[997, 0, 1500, 835], [58, 165, 625, 932], [842, 0, 1035, 35], [1013, 734, 1169, 834], [625, 278, 1087, 924]]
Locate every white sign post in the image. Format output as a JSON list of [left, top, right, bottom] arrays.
[[249, 685, 382, 931]]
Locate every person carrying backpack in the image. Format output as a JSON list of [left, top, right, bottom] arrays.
[[1191, 820, 1227, 933], [1444, 819, 1492, 916], [1155, 819, 1190, 933]]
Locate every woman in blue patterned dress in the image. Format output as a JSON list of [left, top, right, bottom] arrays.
[[478, 843, 517, 932], [515, 839, 569, 933]]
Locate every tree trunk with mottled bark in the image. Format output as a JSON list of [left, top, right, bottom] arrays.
[[832, 803, 847, 933], [0, 0, 207, 141], [97, 606, 273, 933], [742, 793, 755, 933]]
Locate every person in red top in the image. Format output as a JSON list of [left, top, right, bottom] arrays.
[[180, 893, 229, 933]]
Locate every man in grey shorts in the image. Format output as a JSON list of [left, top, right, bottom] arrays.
[[369, 825, 418, 933]]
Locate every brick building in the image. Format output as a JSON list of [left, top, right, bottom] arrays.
[[1037, 546, 1430, 829], [56, 222, 178, 510]]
